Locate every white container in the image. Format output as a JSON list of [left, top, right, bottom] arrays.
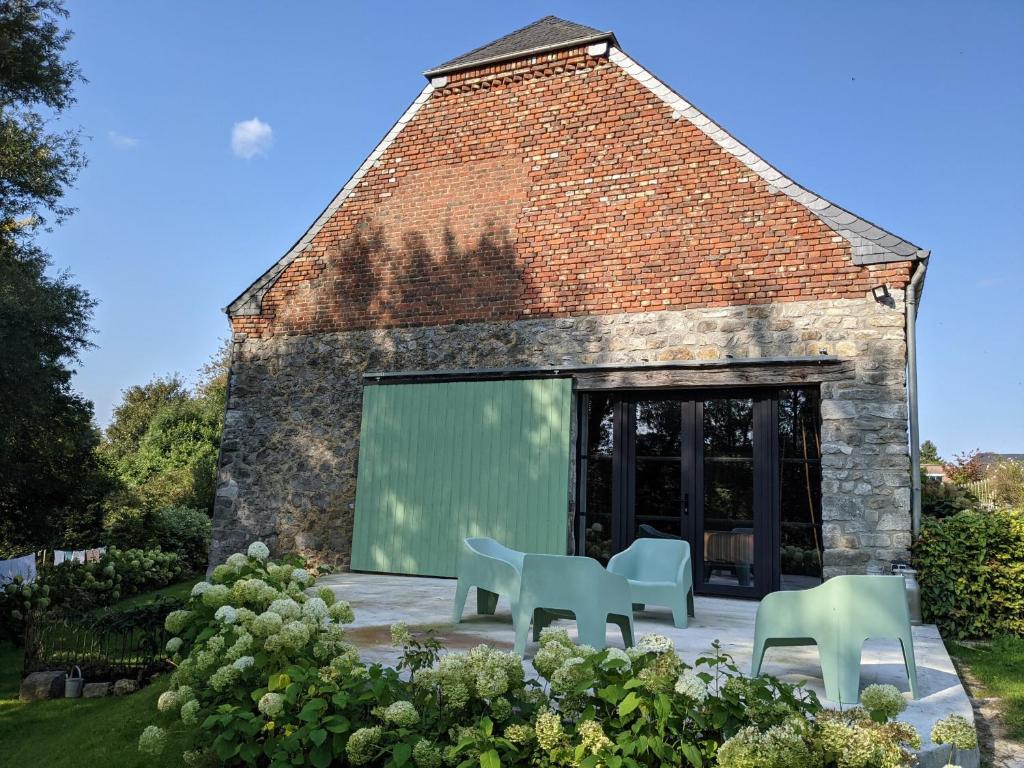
[[892, 564, 923, 625], [65, 665, 84, 698]]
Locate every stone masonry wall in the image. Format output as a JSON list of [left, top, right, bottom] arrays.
[[212, 293, 910, 577]]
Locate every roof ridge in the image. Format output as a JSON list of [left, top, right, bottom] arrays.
[[606, 46, 926, 264]]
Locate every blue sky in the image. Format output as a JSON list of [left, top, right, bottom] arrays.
[[47, 1, 1022, 456]]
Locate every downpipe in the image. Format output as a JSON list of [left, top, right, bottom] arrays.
[[906, 256, 929, 538]]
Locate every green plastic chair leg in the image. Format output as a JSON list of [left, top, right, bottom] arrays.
[[670, 596, 689, 629], [609, 613, 634, 647], [452, 581, 471, 623], [900, 634, 920, 699]]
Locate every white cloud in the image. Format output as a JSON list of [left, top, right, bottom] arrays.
[[231, 117, 273, 159], [108, 130, 139, 149]]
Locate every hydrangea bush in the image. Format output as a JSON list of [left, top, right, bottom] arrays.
[[141, 543, 972, 768], [0, 546, 184, 640]]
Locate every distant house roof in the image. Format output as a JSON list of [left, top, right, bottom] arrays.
[[978, 452, 1024, 470], [424, 15, 617, 77]]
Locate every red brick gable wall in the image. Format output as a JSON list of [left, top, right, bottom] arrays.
[[232, 47, 912, 338]]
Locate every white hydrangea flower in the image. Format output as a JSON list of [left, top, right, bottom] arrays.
[[214, 605, 238, 624], [601, 647, 632, 671], [190, 581, 212, 598], [164, 610, 192, 634], [251, 611, 284, 637], [138, 726, 166, 756], [674, 671, 708, 702], [382, 700, 420, 727], [258, 692, 285, 717], [232, 655, 255, 671], [636, 633, 675, 654], [302, 597, 329, 621], [290, 568, 311, 586], [180, 698, 200, 725], [268, 598, 301, 620], [201, 584, 231, 608], [226, 552, 248, 570], [165, 637, 183, 654], [157, 690, 180, 713], [329, 600, 355, 624], [247, 541, 270, 561]]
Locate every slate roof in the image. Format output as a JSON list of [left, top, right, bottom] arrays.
[[424, 15, 616, 77]]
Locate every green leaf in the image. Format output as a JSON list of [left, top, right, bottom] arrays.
[[298, 698, 327, 721], [618, 691, 641, 716], [268, 673, 291, 692], [309, 728, 327, 747], [679, 743, 703, 767], [479, 749, 501, 768], [598, 684, 625, 703], [309, 742, 332, 768], [393, 742, 412, 767]]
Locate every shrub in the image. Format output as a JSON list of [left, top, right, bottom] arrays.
[[105, 505, 211, 569], [914, 508, 1024, 638], [141, 544, 946, 768], [921, 480, 977, 518], [0, 546, 185, 640], [990, 460, 1024, 509]]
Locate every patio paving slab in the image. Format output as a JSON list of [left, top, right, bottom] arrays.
[[319, 572, 980, 768]]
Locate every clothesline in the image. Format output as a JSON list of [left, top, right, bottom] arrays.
[[0, 547, 108, 585], [53, 547, 105, 565]]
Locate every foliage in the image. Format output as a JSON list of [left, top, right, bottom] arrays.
[[943, 449, 985, 486], [914, 508, 1024, 639], [949, 635, 1024, 741], [0, 547, 185, 640], [139, 545, 943, 768], [920, 480, 977, 519], [99, 345, 228, 518], [105, 506, 211, 569], [0, 0, 101, 558], [919, 440, 940, 464], [988, 460, 1024, 509]]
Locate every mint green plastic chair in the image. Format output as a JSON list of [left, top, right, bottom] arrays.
[[751, 575, 919, 704], [607, 538, 695, 628], [514, 553, 634, 656], [451, 538, 524, 624]]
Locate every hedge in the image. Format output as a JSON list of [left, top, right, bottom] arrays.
[[914, 508, 1024, 639]]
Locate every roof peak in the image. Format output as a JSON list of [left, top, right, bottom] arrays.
[[424, 15, 617, 78]]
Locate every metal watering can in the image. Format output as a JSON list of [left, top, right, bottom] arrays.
[[65, 665, 84, 698]]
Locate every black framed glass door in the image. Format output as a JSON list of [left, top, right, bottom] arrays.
[[576, 388, 823, 598]]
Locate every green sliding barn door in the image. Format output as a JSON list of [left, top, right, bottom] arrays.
[[351, 378, 573, 577]]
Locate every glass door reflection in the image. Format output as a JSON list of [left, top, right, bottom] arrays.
[[698, 398, 757, 591]]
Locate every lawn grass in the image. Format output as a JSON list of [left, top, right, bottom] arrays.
[[949, 635, 1024, 741], [0, 576, 202, 766], [109, 573, 201, 610]]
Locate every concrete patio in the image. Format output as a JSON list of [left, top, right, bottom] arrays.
[[319, 571, 979, 768]]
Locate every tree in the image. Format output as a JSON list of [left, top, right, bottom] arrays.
[[0, 0, 98, 555], [99, 344, 230, 519], [944, 449, 985, 486], [920, 440, 940, 464]]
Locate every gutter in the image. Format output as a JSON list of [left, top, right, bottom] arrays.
[[906, 255, 929, 538]]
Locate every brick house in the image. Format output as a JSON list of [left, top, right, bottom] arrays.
[[212, 17, 929, 597]]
